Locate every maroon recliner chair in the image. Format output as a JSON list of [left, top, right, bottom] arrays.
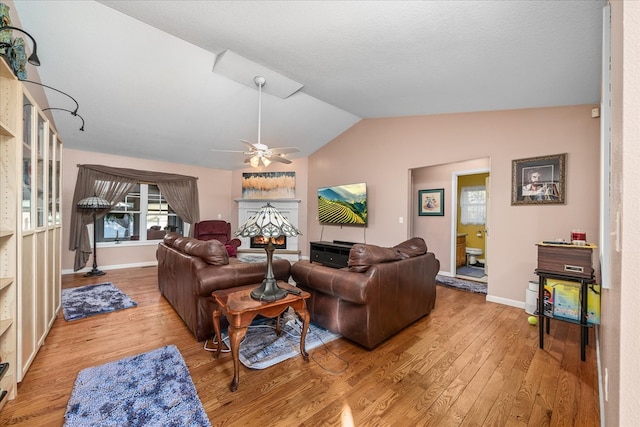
[[193, 220, 241, 257]]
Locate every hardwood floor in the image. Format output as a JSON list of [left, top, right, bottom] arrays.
[[0, 267, 599, 426]]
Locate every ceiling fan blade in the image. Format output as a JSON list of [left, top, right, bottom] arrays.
[[267, 155, 292, 164], [240, 140, 258, 151], [210, 149, 247, 153], [269, 147, 300, 155]]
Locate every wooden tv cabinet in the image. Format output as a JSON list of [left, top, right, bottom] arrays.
[[309, 241, 355, 269]]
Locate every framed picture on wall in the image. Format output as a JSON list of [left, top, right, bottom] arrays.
[[419, 189, 444, 216], [511, 153, 566, 205]]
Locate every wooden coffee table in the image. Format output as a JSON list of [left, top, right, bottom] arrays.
[[211, 281, 311, 392]]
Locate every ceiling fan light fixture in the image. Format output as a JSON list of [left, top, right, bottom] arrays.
[[261, 157, 271, 167], [249, 156, 260, 168]]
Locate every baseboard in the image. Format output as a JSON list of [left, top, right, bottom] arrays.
[[485, 294, 526, 310], [62, 261, 158, 276]]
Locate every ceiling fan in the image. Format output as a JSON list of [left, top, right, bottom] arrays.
[[212, 76, 300, 168]]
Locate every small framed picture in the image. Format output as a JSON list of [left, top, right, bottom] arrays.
[[419, 189, 444, 216], [512, 153, 566, 205]]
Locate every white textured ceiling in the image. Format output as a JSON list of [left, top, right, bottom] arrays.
[[13, 1, 605, 170]]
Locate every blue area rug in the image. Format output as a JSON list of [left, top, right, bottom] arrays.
[[64, 345, 211, 427], [436, 275, 487, 294], [222, 317, 341, 370], [61, 282, 137, 321], [456, 265, 486, 278]]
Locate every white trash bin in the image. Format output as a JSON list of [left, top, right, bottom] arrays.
[[525, 281, 538, 315]]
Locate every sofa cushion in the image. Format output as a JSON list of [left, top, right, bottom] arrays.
[[348, 243, 404, 272], [174, 237, 229, 266], [163, 232, 181, 247], [394, 237, 427, 258]]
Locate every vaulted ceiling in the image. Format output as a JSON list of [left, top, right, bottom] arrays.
[[12, 1, 605, 170]]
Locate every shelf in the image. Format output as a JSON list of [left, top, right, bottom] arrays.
[[0, 318, 13, 336], [535, 311, 595, 327], [0, 277, 14, 291], [0, 229, 14, 238], [0, 374, 14, 411], [0, 120, 16, 137]]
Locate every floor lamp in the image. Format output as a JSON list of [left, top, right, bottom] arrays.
[[77, 195, 111, 277]]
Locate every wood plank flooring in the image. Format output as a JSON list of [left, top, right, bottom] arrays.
[[0, 267, 600, 426]]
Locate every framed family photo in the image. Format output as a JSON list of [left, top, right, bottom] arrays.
[[419, 189, 444, 216], [512, 153, 566, 205]]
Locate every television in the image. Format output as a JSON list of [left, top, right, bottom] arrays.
[[317, 182, 367, 225]]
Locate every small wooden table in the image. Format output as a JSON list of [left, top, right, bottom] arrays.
[[212, 282, 311, 392]]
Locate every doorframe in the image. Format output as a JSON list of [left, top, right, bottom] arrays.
[[450, 167, 490, 276]]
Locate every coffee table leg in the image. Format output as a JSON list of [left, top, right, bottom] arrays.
[[228, 324, 248, 392], [212, 308, 222, 359], [297, 308, 310, 362]]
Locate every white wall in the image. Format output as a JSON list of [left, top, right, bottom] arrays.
[[602, 2, 640, 425]]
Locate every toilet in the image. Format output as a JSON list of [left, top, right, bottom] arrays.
[[465, 247, 483, 265]]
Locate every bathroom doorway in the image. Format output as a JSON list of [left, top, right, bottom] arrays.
[[452, 168, 490, 283]]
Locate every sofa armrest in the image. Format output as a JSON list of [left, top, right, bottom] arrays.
[[291, 261, 372, 304], [228, 238, 241, 249]]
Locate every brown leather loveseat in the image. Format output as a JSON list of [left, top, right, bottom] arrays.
[[157, 232, 291, 341], [291, 237, 439, 349]]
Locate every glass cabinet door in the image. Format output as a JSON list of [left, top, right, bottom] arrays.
[[36, 114, 46, 228], [55, 137, 62, 225], [22, 98, 33, 231]]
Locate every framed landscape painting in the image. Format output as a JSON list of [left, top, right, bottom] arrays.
[[419, 189, 444, 216], [512, 153, 566, 205]]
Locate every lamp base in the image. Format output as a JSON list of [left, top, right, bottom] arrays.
[[84, 268, 106, 277], [250, 278, 287, 302]]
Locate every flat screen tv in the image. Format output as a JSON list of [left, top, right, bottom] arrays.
[[317, 182, 367, 225]]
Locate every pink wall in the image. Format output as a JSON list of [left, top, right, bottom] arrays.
[[61, 148, 233, 271], [306, 105, 600, 304]]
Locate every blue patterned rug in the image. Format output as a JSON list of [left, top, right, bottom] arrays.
[[456, 265, 486, 278], [436, 275, 487, 294], [222, 317, 341, 370], [61, 282, 137, 321], [64, 345, 211, 427]]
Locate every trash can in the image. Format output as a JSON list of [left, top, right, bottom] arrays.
[[525, 280, 538, 315]]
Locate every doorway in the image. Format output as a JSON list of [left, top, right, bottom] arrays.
[[452, 168, 490, 283]]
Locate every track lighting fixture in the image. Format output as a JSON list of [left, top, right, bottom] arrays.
[[23, 80, 80, 115], [0, 26, 40, 66], [42, 107, 85, 131]]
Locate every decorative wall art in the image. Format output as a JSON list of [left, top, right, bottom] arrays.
[[512, 153, 566, 205], [419, 189, 444, 216], [241, 172, 296, 199]]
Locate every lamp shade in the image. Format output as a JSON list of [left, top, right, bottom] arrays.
[[235, 203, 301, 238], [77, 195, 111, 210]]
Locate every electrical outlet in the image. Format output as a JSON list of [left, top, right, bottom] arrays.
[[592, 107, 600, 118], [217, 213, 222, 219], [399, 216, 404, 224]]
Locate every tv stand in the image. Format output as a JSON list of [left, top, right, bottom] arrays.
[[332, 240, 357, 246], [310, 241, 354, 269]]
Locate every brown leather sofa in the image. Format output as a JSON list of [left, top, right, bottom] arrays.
[[291, 237, 439, 349], [157, 232, 291, 341]]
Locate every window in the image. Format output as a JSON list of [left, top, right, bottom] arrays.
[[96, 184, 184, 243], [460, 185, 486, 225]]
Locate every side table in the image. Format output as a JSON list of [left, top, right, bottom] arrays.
[[535, 270, 595, 361], [212, 281, 311, 392]]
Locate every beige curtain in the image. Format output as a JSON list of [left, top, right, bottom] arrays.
[[69, 164, 200, 271]]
